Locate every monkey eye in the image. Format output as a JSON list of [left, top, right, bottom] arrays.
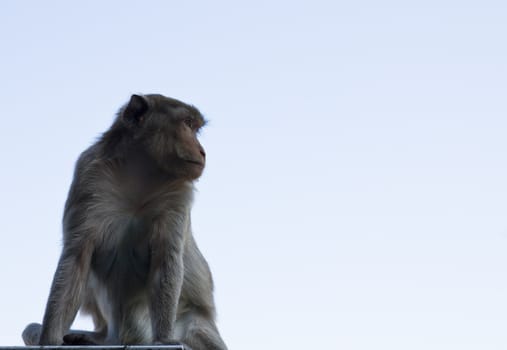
[[184, 117, 195, 130]]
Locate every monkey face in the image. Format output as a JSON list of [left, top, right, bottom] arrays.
[[120, 94, 207, 181], [173, 120, 206, 180]]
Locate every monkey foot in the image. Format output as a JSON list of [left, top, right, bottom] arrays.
[[63, 333, 99, 345]]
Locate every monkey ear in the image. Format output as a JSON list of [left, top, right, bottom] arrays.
[[123, 94, 149, 125]]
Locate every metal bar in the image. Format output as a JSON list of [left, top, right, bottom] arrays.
[[0, 347, 184, 350]]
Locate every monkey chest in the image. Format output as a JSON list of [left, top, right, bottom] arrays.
[[91, 217, 153, 288]]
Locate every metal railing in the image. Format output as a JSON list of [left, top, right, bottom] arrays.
[[0, 346, 184, 350]]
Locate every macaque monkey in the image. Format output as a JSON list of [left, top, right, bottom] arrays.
[[22, 94, 228, 350]]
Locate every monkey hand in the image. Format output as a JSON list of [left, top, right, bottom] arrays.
[[154, 340, 192, 350]]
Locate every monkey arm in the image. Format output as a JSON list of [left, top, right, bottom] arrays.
[[149, 218, 186, 343], [39, 243, 93, 344]]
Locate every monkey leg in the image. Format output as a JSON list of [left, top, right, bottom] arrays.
[[22, 322, 106, 345], [179, 313, 227, 350], [22, 323, 42, 345]]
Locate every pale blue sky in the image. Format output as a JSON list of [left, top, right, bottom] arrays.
[[1, 1, 506, 349]]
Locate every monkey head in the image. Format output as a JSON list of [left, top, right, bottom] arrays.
[[117, 94, 207, 181]]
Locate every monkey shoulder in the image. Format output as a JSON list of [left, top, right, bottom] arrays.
[[73, 143, 103, 174], [66, 145, 106, 194]]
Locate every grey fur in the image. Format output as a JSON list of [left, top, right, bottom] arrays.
[[22, 94, 227, 350]]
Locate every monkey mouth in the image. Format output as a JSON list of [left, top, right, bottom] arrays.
[[185, 159, 204, 167]]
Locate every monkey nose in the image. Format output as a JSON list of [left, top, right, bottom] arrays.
[[200, 148, 206, 159]]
